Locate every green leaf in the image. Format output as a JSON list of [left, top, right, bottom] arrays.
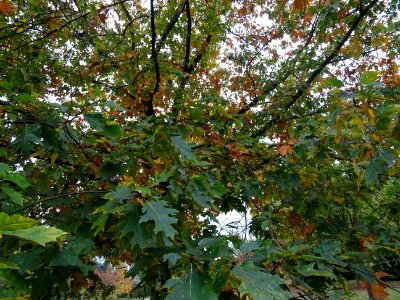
[[163, 253, 181, 266], [171, 135, 196, 161], [365, 157, 386, 186], [188, 176, 213, 208], [377, 147, 396, 166], [12, 125, 42, 155], [190, 187, 213, 208], [140, 199, 177, 238], [0, 258, 18, 270], [0, 163, 11, 173], [3, 225, 67, 246], [313, 240, 346, 267], [104, 123, 122, 139], [50, 249, 92, 275], [154, 166, 177, 184], [9, 248, 45, 274], [360, 71, 379, 84], [104, 186, 133, 202], [85, 113, 106, 130], [99, 161, 121, 180], [2, 173, 30, 189], [231, 262, 290, 300], [0, 212, 37, 231], [2, 187, 24, 206], [164, 268, 218, 300], [130, 223, 154, 247], [321, 78, 344, 88], [295, 262, 334, 278]]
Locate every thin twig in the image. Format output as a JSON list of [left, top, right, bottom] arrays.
[[10, 191, 109, 214]]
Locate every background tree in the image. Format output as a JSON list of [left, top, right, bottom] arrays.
[[0, 0, 399, 299]]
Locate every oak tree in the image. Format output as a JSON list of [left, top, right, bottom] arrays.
[[0, 0, 399, 298]]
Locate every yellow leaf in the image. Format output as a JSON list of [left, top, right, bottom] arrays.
[[367, 108, 376, 125], [371, 134, 381, 142], [51, 153, 58, 164]]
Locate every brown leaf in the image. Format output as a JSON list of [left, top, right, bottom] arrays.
[[70, 271, 88, 296], [98, 12, 107, 23]]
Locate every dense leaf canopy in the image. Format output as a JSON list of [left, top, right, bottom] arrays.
[[0, 0, 400, 298]]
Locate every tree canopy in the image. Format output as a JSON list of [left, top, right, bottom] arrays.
[[0, 0, 400, 298]]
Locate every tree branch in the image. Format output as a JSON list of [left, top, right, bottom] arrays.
[[253, 0, 379, 137], [155, 0, 186, 53], [183, 0, 191, 72], [148, 0, 159, 116], [10, 191, 109, 215], [236, 13, 320, 115]]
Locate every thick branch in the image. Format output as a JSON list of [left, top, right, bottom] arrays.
[[186, 34, 212, 73], [148, 0, 159, 116], [183, 0, 191, 72], [155, 0, 186, 53]]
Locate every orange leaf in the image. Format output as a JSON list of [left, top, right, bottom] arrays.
[[303, 223, 314, 236], [90, 157, 102, 176], [368, 282, 389, 300], [292, 0, 309, 11], [334, 197, 344, 203], [375, 271, 390, 278], [359, 234, 374, 252], [0, 0, 13, 16], [276, 144, 293, 156], [293, 0, 303, 10]]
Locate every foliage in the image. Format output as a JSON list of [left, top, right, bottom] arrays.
[[0, 0, 400, 299]]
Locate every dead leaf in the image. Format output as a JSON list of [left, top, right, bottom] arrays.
[[70, 271, 88, 296]]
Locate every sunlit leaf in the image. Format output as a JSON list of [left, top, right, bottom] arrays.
[[360, 71, 380, 84], [3, 225, 67, 247], [0, 212, 37, 231]]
